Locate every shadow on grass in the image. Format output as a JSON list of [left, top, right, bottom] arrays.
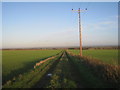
[[66, 52, 120, 88]]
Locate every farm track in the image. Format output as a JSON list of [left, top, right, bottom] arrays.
[[34, 51, 83, 88], [34, 52, 63, 88]]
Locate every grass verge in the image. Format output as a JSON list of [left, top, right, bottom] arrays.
[[66, 51, 120, 88]]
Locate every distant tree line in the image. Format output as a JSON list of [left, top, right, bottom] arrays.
[[68, 46, 119, 50]]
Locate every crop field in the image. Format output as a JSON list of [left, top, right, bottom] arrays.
[[68, 49, 118, 65], [3, 52, 63, 88], [2, 50, 62, 84], [3, 51, 119, 88]]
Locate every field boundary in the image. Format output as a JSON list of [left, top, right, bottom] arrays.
[[67, 51, 120, 88], [34, 56, 56, 69]]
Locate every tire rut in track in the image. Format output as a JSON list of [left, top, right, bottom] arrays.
[[33, 52, 63, 88], [34, 51, 83, 88]]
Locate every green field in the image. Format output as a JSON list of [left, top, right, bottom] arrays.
[[3, 50, 119, 88], [3, 53, 63, 88], [3, 52, 108, 88], [3, 50, 61, 83], [68, 49, 118, 65]]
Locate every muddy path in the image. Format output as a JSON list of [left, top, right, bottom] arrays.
[[34, 51, 83, 88]]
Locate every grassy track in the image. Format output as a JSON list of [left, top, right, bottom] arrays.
[[68, 49, 118, 65], [35, 51, 112, 88], [34, 52, 63, 88], [45, 52, 83, 88], [3, 50, 61, 84]]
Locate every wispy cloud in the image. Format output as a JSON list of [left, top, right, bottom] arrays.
[[84, 20, 117, 31]]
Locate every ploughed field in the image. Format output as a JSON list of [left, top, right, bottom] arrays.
[[68, 49, 118, 65], [2, 50, 119, 88], [2, 50, 62, 84]]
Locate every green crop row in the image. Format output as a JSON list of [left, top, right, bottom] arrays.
[[3, 52, 63, 88], [68, 49, 118, 65], [3, 50, 62, 84]]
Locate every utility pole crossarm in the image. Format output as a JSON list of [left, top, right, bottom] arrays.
[[72, 10, 79, 12], [72, 8, 87, 12], [72, 8, 87, 57]]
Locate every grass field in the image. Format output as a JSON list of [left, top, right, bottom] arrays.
[[2, 50, 119, 88], [2, 50, 61, 83], [3, 53, 63, 88], [68, 49, 118, 65]]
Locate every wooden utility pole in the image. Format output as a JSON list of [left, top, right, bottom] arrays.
[[72, 8, 87, 57]]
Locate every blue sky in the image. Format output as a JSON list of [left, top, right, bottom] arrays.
[[2, 2, 118, 48]]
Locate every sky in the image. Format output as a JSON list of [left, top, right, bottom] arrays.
[[0, 2, 2, 49], [2, 2, 118, 48]]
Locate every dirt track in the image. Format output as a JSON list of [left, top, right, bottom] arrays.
[[34, 52, 83, 88]]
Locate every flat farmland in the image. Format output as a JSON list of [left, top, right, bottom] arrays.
[[68, 49, 118, 65], [2, 51, 119, 88], [2, 50, 61, 83]]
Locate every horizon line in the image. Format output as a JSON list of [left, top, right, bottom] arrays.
[[1, 45, 119, 49]]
